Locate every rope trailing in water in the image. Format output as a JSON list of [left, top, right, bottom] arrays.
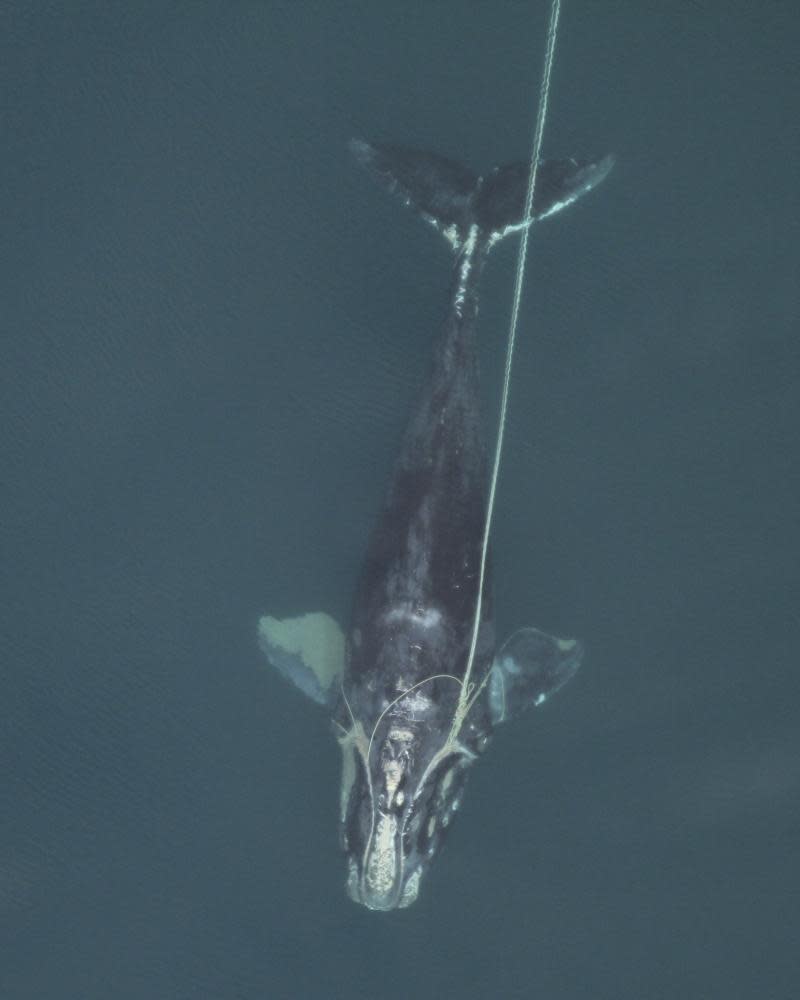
[[453, 0, 563, 732]]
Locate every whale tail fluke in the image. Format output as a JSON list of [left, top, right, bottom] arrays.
[[350, 138, 614, 251]]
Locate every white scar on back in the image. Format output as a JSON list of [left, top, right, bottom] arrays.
[[384, 606, 442, 629]]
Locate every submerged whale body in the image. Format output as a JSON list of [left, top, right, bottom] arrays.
[[259, 140, 613, 910]]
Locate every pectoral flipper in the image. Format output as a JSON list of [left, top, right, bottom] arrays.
[[258, 612, 345, 707], [489, 626, 583, 724]]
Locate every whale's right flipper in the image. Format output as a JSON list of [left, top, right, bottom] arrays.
[[258, 611, 345, 707]]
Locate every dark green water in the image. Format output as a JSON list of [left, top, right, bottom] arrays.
[[2, 2, 798, 997]]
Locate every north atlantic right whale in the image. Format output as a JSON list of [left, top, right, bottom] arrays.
[[259, 139, 613, 910]]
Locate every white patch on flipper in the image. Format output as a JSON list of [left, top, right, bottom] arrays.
[[258, 611, 345, 697], [501, 654, 519, 675]]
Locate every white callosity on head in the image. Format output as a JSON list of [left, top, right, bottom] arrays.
[[398, 868, 421, 908], [364, 811, 399, 899], [426, 815, 437, 842], [382, 728, 414, 808], [440, 766, 455, 795]]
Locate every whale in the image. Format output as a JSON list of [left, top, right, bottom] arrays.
[[259, 139, 613, 909]]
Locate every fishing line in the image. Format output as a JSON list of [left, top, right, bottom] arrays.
[[452, 0, 563, 734]]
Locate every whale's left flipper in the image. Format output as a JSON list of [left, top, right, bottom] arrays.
[[489, 626, 583, 724]]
